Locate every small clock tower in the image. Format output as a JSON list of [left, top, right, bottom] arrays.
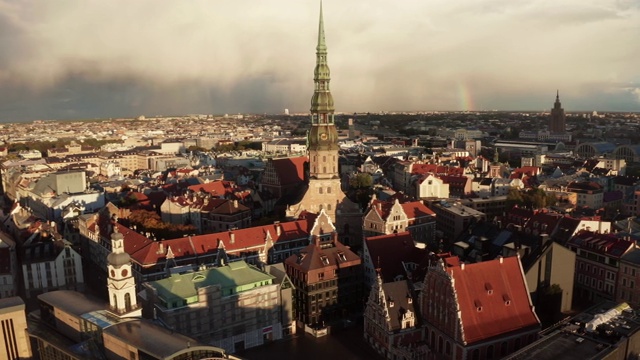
[[107, 227, 141, 318]]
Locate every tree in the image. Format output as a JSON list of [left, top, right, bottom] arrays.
[[128, 209, 196, 239], [507, 187, 556, 210], [506, 187, 525, 208], [348, 172, 374, 209], [349, 173, 373, 189]]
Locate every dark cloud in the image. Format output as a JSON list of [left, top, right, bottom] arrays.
[[0, 0, 638, 121]]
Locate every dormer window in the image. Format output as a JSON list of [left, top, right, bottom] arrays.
[[320, 255, 329, 265], [474, 299, 483, 312], [485, 282, 493, 295], [337, 252, 347, 262], [388, 298, 394, 308], [503, 294, 511, 306]]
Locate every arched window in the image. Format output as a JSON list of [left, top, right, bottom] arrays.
[[445, 341, 451, 355], [430, 331, 435, 348], [438, 336, 443, 353], [327, 187, 331, 194], [113, 294, 118, 309], [125, 293, 132, 311], [319, 187, 323, 194], [500, 341, 508, 356], [323, 156, 326, 162], [487, 345, 494, 359], [471, 349, 480, 360]]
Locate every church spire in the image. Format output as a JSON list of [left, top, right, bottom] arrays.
[[556, 89, 560, 102], [310, 0, 334, 121], [317, 1, 326, 53]]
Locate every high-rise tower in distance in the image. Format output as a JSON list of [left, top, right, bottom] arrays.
[[286, 2, 361, 243], [549, 90, 566, 133]]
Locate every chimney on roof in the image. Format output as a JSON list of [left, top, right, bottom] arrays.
[[276, 223, 281, 236], [157, 242, 164, 254], [230, 231, 235, 244], [233, 200, 238, 208], [499, 256, 504, 264], [461, 263, 465, 270]]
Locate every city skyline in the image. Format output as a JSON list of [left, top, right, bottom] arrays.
[[0, 0, 638, 122]]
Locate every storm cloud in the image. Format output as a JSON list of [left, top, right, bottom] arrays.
[[0, 0, 638, 121]]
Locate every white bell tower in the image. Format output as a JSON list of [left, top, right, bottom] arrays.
[[107, 227, 141, 318]]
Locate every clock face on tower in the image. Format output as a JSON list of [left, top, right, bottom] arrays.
[[320, 133, 328, 141]]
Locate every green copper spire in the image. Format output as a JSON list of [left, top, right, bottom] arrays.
[[307, 1, 339, 152], [310, 0, 334, 121], [317, 1, 327, 52]]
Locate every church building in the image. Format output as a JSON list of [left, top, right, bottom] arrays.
[[285, 2, 362, 245]]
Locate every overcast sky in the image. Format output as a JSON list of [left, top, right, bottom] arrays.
[[0, 0, 638, 122]]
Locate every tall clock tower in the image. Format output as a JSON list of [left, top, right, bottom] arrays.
[[286, 2, 362, 244], [307, 2, 339, 181], [107, 227, 141, 318]]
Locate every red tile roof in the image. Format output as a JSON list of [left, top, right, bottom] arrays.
[[285, 236, 361, 282], [272, 156, 307, 186], [127, 215, 316, 266], [188, 181, 232, 197], [567, 230, 634, 257], [445, 256, 539, 344], [411, 164, 464, 177], [522, 212, 563, 234], [116, 223, 154, 257], [400, 201, 435, 219], [512, 166, 540, 177], [439, 175, 468, 186], [366, 232, 427, 283], [369, 200, 394, 220]]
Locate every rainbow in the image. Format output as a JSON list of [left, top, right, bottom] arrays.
[[457, 81, 475, 111]]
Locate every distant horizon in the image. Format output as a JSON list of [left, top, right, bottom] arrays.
[[1, 1, 638, 122], [3, 108, 638, 125]]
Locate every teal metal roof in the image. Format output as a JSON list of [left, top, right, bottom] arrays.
[[150, 260, 275, 306]]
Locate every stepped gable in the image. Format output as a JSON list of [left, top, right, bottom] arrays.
[[446, 256, 539, 344], [288, 236, 359, 276], [370, 199, 395, 219], [366, 231, 427, 283]]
